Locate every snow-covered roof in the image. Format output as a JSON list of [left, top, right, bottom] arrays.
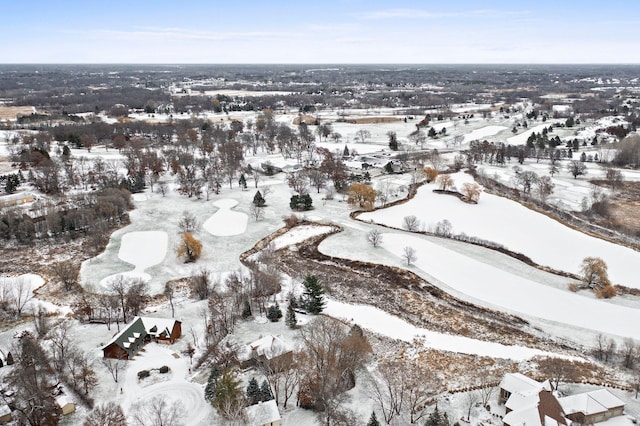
[[559, 389, 624, 416], [244, 400, 280, 425], [55, 395, 74, 408], [0, 403, 10, 417], [140, 316, 179, 338], [507, 391, 543, 412], [238, 335, 294, 363], [249, 335, 293, 360], [503, 390, 568, 426], [504, 405, 545, 426], [500, 373, 552, 396]]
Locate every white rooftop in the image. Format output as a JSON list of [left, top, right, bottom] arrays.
[[501, 373, 552, 396], [559, 389, 624, 416], [244, 400, 280, 425], [55, 395, 74, 408], [246, 335, 293, 361]]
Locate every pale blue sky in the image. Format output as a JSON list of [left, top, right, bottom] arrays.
[[2, 0, 639, 63]]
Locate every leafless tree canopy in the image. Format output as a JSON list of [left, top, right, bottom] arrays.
[[131, 395, 185, 426]]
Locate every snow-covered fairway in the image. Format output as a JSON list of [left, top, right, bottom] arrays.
[[379, 232, 640, 341], [325, 299, 571, 361], [463, 125, 508, 143], [359, 177, 640, 288], [100, 231, 168, 286], [203, 199, 248, 237]]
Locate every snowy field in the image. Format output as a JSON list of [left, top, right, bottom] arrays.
[[377, 233, 640, 341], [99, 231, 168, 288], [359, 173, 640, 289], [5, 103, 640, 425], [463, 125, 508, 143], [325, 299, 573, 361], [202, 198, 248, 237]]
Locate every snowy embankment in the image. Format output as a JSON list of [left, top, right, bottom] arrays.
[[324, 299, 572, 361], [359, 173, 640, 289], [463, 125, 508, 143], [203, 198, 248, 237], [377, 233, 640, 341], [0, 274, 72, 315], [100, 231, 168, 287], [269, 224, 335, 250]]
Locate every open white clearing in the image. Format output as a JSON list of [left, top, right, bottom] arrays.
[[120, 344, 212, 425], [359, 173, 640, 288], [463, 125, 508, 143], [324, 299, 570, 361], [203, 199, 248, 237], [100, 231, 168, 286], [380, 233, 640, 341]]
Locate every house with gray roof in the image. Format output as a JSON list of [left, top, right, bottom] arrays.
[[102, 316, 181, 359]]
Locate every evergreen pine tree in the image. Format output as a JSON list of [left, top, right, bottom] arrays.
[[204, 365, 222, 402], [253, 190, 266, 207], [260, 380, 274, 401], [242, 300, 252, 319], [367, 411, 380, 426], [246, 377, 261, 405], [0, 358, 3, 368], [266, 303, 283, 322], [239, 174, 247, 190], [6, 352, 13, 365], [212, 370, 242, 410], [302, 274, 325, 314], [285, 301, 297, 329]]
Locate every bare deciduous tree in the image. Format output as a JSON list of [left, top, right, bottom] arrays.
[[190, 267, 212, 300], [102, 357, 125, 383], [83, 402, 127, 426], [13, 276, 34, 317], [367, 229, 382, 247], [402, 246, 417, 265], [131, 395, 185, 426], [436, 174, 454, 191], [50, 260, 79, 291], [402, 215, 421, 232], [178, 210, 199, 233], [250, 202, 265, 222]]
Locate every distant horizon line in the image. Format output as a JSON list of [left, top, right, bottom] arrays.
[[1, 62, 640, 66]]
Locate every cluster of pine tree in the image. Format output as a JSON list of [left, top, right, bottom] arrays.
[[245, 377, 274, 406]]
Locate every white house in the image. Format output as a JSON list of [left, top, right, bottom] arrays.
[[244, 399, 281, 426]]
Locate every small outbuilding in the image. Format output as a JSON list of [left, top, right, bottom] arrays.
[[0, 404, 11, 424], [55, 395, 75, 416], [244, 400, 281, 426]]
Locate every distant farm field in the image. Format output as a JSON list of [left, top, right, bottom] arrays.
[[0, 106, 35, 120]]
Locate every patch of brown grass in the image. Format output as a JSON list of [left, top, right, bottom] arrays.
[[0, 106, 35, 120]]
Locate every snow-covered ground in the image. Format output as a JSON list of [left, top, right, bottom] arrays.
[[463, 125, 508, 143], [99, 231, 168, 289], [325, 299, 574, 361], [4, 104, 640, 425], [359, 172, 640, 289], [202, 198, 248, 237], [378, 232, 640, 341]]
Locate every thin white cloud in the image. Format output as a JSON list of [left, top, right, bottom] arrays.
[[358, 8, 527, 20], [71, 27, 290, 42]]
